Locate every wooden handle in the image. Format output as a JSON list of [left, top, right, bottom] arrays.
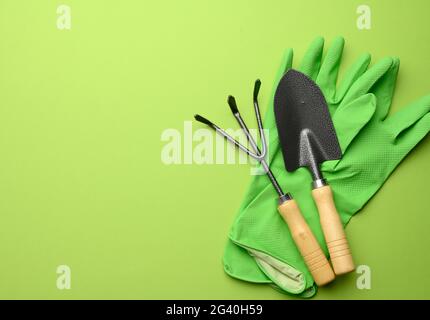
[[312, 185, 355, 275], [278, 199, 335, 286]]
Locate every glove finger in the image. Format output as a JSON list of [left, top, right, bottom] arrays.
[[370, 57, 400, 121], [282, 48, 294, 73], [316, 37, 345, 102], [263, 48, 294, 163], [395, 112, 430, 152], [264, 48, 294, 131], [342, 57, 395, 107], [384, 95, 430, 138], [298, 37, 324, 80], [333, 93, 377, 153], [334, 53, 371, 104]]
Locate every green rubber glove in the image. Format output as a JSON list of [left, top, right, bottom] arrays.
[[223, 37, 430, 297]]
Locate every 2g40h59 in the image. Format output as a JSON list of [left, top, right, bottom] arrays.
[[210, 304, 263, 315]]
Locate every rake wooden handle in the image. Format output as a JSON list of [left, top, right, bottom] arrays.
[[312, 185, 355, 275], [278, 199, 335, 286]]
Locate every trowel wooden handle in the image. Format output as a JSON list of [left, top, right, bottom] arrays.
[[312, 185, 355, 275], [278, 199, 335, 286]]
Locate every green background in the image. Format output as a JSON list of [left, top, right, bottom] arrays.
[[0, 0, 429, 299]]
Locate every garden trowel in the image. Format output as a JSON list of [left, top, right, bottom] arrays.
[[274, 69, 355, 275]]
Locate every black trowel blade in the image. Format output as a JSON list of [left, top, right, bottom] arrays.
[[274, 69, 342, 173]]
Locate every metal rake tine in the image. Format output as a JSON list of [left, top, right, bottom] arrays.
[[193, 114, 265, 161], [227, 80, 267, 159], [252, 79, 268, 156]]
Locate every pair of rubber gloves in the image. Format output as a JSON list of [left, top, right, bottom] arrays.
[[223, 37, 430, 298]]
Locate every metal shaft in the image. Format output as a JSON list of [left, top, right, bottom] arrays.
[[235, 113, 284, 197]]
